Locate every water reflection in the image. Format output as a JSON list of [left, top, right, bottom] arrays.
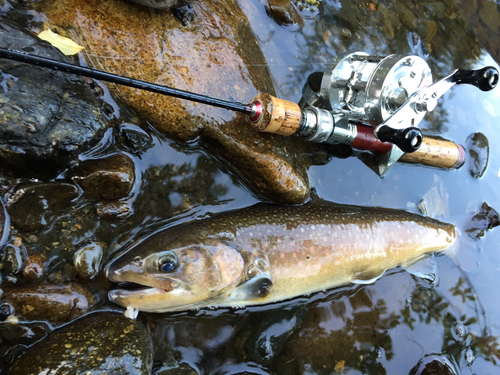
[[144, 255, 500, 374]]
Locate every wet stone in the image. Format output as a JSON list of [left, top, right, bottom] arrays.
[[118, 123, 154, 156], [6, 182, 79, 232], [70, 153, 135, 201], [224, 305, 309, 366], [418, 20, 437, 42], [422, 2, 447, 19], [465, 202, 500, 240], [467, 132, 489, 179], [96, 201, 133, 218], [0, 20, 108, 177], [7, 312, 153, 375], [265, 0, 304, 26], [1, 243, 23, 275], [37, 0, 312, 204], [0, 320, 52, 347], [3, 282, 96, 323], [408, 355, 459, 375], [395, 2, 418, 30], [73, 242, 104, 280], [20, 255, 44, 281], [155, 352, 198, 375], [0, 302, 15, 321]]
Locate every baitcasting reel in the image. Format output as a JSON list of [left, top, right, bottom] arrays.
[[249, 52, 499, 176]]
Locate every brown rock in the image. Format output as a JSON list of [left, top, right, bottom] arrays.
[[33, 0, 311, 204], [70, 153, 135, 201], [21, 255, 44, 281], [72, 242, 103, 280], [265, 0, 305, 26], [477, 0, 500, 33], [7, 313, 153, 375], [3, 282, 96, 323], [7, 182, 79, 232]]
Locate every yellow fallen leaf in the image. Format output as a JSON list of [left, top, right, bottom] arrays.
[[38, 29, 84, 56]]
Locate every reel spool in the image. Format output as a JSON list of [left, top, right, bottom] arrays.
[[298, 52, 433, 154]]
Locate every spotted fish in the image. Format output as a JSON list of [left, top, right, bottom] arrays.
[[107, 199, 456, 313]]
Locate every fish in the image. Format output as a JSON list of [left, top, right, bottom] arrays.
[[106, 199, 456, 313]]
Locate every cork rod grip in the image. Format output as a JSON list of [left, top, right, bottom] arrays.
[[399, 137, 465, 169], [248, 93, 302, 136]]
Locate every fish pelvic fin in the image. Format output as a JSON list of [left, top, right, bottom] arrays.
[[352, 268, 387, 285]]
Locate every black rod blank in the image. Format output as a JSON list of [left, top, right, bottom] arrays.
[[0, 47, 254, 115]]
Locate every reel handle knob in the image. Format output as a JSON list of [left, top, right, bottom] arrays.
[[452, 67, 499, 91], [376, 126, 423, 153]]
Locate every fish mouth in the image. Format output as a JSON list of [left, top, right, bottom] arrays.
[[108, 279, 176, 304], [108, 279, 174, 295], [108, 285, 176, 312], [108, 282, 202, 313], [108, 285, 170, 300]]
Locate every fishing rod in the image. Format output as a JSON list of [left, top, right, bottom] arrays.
[[0, 47, 498, 176], [0, 48, 254, 115]]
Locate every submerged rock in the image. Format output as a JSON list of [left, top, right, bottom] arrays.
[[35, 0, 312, 204], [0, 20, 109, 177], [2, 243, 23, 275], [20, 254, 44, 281], [73, 242, 104, 280], [408, 355, 459, 375], [265, 0, 305, 27], [457, 0, 500, 64], [467, 132, 489, 179], [222, 305, 309, 367], [466, 202, 500, 240], [3, 282, 96, 323], [0, 319, 52, 348], [6, 182, 80, 232], [7, 312, 153, 375], [70, 153, 135, 201]]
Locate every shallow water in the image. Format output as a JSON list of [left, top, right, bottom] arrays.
[[1, 0, 500, 374]]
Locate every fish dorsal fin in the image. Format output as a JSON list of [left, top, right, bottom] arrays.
[[352, 269, 387, 284], [309, 188, 322, 204]]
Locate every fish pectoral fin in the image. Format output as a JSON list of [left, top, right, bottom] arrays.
[[227, 274, 274, 302], [352, 269, 386, 285]]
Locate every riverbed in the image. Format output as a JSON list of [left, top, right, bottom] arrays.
[[1, 0, 500, 374]]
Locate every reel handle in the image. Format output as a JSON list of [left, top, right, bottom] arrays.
[[452, 67, 499, 91], [400, 137, 465, 169], [375, 126, 423, 153]]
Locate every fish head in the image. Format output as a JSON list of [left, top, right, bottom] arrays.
[[107, 238, 244, 312]]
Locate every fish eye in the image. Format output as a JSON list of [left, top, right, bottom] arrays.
[[158, 253, 178, 273]]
